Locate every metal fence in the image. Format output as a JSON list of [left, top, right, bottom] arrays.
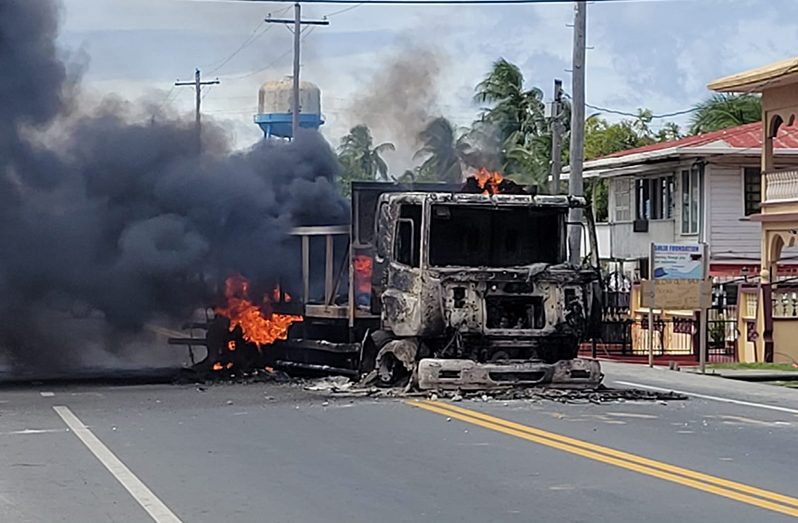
[[587, 289, 738, 362]]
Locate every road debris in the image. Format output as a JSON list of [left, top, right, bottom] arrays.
[[302, 377, 688, 404]]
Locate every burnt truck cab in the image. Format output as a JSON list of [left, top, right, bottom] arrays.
[[168, 181, 603, 388], [370, 190, 603, 386]]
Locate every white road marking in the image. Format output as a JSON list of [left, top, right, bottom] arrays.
[[0, 428, 68, 436], [53, 406, 182, 523], [40, 392, 54, 397], [615, 380, 798, 415]]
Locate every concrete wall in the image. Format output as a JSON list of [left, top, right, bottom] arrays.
[[736, 288, 759, 362], [603, 220, 676, 260], [593, 223, 611, 260], [772, 319, 798, 363]]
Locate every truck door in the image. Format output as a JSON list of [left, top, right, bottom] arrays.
[[379, 201, 424, 336]]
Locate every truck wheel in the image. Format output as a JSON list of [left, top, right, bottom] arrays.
[[377, 353, 408, 387], [361, 330, 392, 375]]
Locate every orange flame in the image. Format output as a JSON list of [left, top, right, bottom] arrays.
[[354, 255, 373, 296], [215, 274, 303, 347], [272, 284, 293, 303], [474, 167, 504, 195]]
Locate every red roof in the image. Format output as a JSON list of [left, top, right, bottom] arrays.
[[602, 122, 798, 159]]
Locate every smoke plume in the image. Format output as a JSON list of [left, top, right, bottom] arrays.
[[348, 44, 446, 174], [0, 0, 348, 373]]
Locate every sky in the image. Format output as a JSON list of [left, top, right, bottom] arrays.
[[58, 0, 798, 173]]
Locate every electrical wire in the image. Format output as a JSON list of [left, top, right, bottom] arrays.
[[204, 4, 293, 74], [562, 60, 798, 121], [324, 2, 365, 16], [151, 85, 178, 117], [208, 25, 274, 74], [201, 84, 217, 102], [227, 0, 644, 4], [562, 92, 697, 119]]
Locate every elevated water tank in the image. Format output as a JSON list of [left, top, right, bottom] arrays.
[[254, 77, 323, 139]]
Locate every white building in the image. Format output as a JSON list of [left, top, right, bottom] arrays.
[[582, 122, 798, 278]]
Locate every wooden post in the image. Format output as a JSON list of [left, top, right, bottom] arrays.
[[648, 242, 655, 368], [325, 234, 334, 305], [302, 235, 310, 304]]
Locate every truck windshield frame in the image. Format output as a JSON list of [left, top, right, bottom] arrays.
[[428, 204, 566, 268]]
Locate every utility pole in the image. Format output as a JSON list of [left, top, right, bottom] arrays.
[[568, 1, 587, 266], [550, 78, 564, 195], [265, 4, 329, 139], [175, 68, 220, 149]]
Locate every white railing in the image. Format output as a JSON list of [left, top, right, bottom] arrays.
[[765, 169, 798, 202]]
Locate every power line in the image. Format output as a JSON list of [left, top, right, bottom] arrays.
[[208, 25, 273, 74], [203, 4, 294, 75], [153, 84, 178, 116], [227, 0, 647, 4], [220, 48, 293, 80], [586, 102, 696, 119], [324, 2, 365, 16], [221, 18, 320, 81], [562, 92, 697, 120], [201, 84, 217, 102]]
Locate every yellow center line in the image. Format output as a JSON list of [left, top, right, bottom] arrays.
[[407, 400, 798, 519], [423, 400, 798, 508]]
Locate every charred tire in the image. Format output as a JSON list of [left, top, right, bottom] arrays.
[[361, 330, 392, 375], [377, 352, 409, 388]]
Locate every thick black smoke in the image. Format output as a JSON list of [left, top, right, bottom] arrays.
[[0, 0, 348, 372]]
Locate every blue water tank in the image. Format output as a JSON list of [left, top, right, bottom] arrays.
[[255, 77, 323, 139]]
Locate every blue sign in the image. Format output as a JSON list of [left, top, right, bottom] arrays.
[[653, 243, 704, 280]]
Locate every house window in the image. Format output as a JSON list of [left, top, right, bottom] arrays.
[[634, 176, 674, 220], [614, 178, 632, 222], [743, 167, 761, 216], [681, 166, 700, 235]]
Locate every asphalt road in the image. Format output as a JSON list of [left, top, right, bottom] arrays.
[[2, 363, 798, 522]]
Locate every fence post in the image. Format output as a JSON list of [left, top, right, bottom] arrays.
[[693, 311, 701, 362]]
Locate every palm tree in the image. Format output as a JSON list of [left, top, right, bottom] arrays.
[[474, 59, 546, 141], [656, 122, 682, 142], [337, 125, 395, 180], [413, 117, 472, 183], [689, 94, 762, 135], [473, 59, 551, 184]]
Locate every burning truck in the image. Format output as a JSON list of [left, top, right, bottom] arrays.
[[170, 169, 604, 389]]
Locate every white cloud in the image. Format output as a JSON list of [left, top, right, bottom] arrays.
[[60, 0, 798, 169]]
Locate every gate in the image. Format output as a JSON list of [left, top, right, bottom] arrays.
[[586, 274, 739, 363]]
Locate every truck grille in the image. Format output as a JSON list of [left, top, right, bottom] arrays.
[[486, 296, 545, 329]]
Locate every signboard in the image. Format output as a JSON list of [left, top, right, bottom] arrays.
[[652, 243, 704, 280], [640, 279, 712, 310]]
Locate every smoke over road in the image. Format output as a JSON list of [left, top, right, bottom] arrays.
[[348, 44, 446, 174], [0, 0, 347, 373]]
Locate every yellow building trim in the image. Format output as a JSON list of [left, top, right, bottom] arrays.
[[708, 56, 798, 92]]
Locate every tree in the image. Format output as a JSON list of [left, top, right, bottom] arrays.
[[413, 117, 473, 183], [582, 113, 676, 222], [337, 125, 395, 195], [689, 93, 762, 135], [474, 59, 549, 186], [584, 115, 650, 161], [474, 59, 546, 141]]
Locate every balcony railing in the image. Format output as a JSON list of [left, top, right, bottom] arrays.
[[765, 169, 798, 202]]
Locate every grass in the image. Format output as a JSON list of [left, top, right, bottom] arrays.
[[708, 362, 798, 372]]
